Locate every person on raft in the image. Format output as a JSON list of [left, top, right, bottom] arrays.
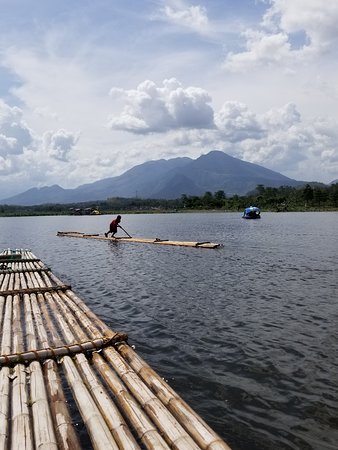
[[105, 215, 122, 238]]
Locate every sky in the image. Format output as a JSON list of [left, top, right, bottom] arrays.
[[0, 0, 338, 199]]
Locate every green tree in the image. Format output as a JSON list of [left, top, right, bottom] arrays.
[[303, 184, 313, 206], [329, 184, 338, 207], [202, 191, 214, 208]]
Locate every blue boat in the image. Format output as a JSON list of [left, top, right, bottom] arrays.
[[243, 206, 261, 219]]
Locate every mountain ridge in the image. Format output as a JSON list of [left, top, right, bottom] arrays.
[[1, 151, 310, 206]]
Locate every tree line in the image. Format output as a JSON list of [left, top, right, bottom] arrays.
[[181, 183, 338, 211], [0, 183, 337, 216]]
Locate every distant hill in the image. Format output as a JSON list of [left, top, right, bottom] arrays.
[[1, 151, 308, 206]]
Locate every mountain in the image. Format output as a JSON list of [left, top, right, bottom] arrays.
[[1, 151, 307, 205]]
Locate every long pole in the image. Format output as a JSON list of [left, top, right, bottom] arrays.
[[119, 226, 132, 238]]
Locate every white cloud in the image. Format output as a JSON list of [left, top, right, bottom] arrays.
[[42, 129, 78, 162], [231, 108, 338, 179], [224, 30, 293, 71], [215, 101, 265, 142], [108, 78, 214, 133], [224, 0, 338, 71], [0, 155, 17, 176], [0, 98, 82, 196], [161, 0, 209, 33], [263, 0, 338, 51], [260, 103, 301, 130], [0, 100, 33, 157]]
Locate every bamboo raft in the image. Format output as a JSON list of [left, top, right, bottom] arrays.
[[0, 249, 231, 450], [57, 231, 222, 249]]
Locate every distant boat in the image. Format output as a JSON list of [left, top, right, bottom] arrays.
[[242, 206, 261, 219]]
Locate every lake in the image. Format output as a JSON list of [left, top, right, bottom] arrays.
[[0, 212, 337, 450]]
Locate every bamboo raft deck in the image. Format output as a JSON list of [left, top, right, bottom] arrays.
[[57, 231, 223, 249], [0, 249, 231, 450]]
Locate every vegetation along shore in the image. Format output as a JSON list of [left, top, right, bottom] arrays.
[[0, 183, 337, 217]]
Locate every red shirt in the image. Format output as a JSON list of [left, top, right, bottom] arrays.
[[110, 219, 119, 232]]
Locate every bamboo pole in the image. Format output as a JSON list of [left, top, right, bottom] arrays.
[[30, 294, 49, 348], [30, 361, 58, 449], [14, 272, 21, 291], [7, 273, 14, 292], [35, 294, 82, 450], [45, 292, 79, 344], [76, 352, 140, 450], [0, 268, 50, 275], [11, 364, 34, 450], [0, 367, 10, 449], [20, 271, 28, 290], [103, 347, 201, 450], [11, 293, 33, 450], [50, 292, 138, 448], [12, 294, 23, 361], [46, 291, 140, 450], [44, 360, 82, 450], [2, 296, 12, 355], [117, 344, 232, 450], [0, 294, 11, 450], [47, 270, 71, 288], [25, 270, 35, 290], [59, 291, 127, 366], [23, 292, 58, 450], [62, 355, 120, 450], [0, 295, 5, 334], [62, 289, 113, 337], [24, 293, 36, 350], [0, 337, 128, 366], [1, 274, 10, 292], [51, 292, 90, 341], [59, 292, 107, 340], [40, 270, 54, 288], [29, 270, 42, 288], [37, 293, 63, 347], [93, 352, 170, 450], [0, 285, 71, 297], [44, 293, 124, 450]]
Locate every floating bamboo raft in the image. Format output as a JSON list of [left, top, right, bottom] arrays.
[[57, 231, 222, 249], [0, 249, 231, 449]]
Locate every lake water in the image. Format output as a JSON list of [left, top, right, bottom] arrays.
[[0, 212, 337, 450]]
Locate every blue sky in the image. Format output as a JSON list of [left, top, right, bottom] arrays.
[[1, 0, 338, 198]]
